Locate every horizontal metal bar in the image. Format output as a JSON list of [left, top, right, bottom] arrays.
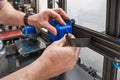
[[39, 24, 120, 61], [73, 24, 120, 60], [38, 29, 49, 42]]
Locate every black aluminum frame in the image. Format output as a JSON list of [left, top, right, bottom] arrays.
[[48, 0, 67, 12], [47, 0, 120, 80]]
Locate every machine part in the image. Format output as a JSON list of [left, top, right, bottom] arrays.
[[114, 57, 120, 63], [0, 40, 4, 51], [64, 65, 94, 80], [112, 62, 120, 69], [0, 51, 8, 78], [17, 38, 40, 56], [66, 33, 91, 47], [16, 37, 46, 57], [112, 57, 120, 69], [112, 39, 120, 68], [23, 26, 36, 37], [49, 19, 72, 41], [13, 0, 19, 10], [0, 24, 5, 32], [0, 41, 6, 67], [5, 44, 18, 56], [0, 30, 23, 40]]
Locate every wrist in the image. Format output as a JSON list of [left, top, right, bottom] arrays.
[[27, 15, 33, 26], [24, 13, 32, 26], [27, 57, 49, 80]]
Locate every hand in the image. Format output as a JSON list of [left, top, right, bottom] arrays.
[[1, 34, 80, 80], [39, 34, 80, 79], [28, 8, 70, 35]]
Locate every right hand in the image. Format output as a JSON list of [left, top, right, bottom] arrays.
[[39, 34, 80, 79], [28, 8, 70, 35]]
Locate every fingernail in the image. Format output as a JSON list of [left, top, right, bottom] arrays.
[[54, 30, 57, 36], [63, 22, 66, 25]]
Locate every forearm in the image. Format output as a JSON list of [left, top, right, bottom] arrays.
[[1, 58, 48, 80], [0, 1, 25, 26]]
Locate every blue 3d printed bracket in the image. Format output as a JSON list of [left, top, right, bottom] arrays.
[[49, 19, 72, 41]]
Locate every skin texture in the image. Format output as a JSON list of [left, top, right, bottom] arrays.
[[0, 0, 80, 80]]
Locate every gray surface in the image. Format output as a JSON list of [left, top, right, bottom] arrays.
[[0, 54, 8, 78], [64, 65, 94, 80]]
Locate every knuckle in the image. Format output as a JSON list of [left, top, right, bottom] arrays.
[[43, 10, 47, 14], [44, 9, 52, 15], [58, 8, 63, 11], [56, 13, 60, 17]]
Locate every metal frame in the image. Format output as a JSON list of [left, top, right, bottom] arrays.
[[103, 0, 120, 80], [48, 0, 67, 12], [72, 25, 120, 60], [72, 25, 118, 80], [47, 0, 120, 80]]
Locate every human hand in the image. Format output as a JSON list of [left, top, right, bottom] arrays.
[[38, 34, 80, 79], [0, 34, 79, 80], [28, 8, 70, 35]]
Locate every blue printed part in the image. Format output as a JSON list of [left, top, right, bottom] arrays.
[[112, 38, 120, 69], [112, 62, 120, 69], [117, 39, 120, 42], [49, 19, 56, 26], [49, 19, 72, 41], [23, 26, 35, 37]]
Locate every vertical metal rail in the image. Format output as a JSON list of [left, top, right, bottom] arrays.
[[58, 0, 67, 12], [48, 0, 67, 12], [48, 0, 53, 8], [103, 0, 120, 80]]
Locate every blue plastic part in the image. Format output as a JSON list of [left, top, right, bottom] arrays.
[[112, 38, 120, 69], [112, 62, 120, 69], [118, 39, 120, 42], [49, 19, 72, 41], [23, 26, 35, 37]]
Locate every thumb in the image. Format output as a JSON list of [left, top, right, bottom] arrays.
[[58, 33, 75, 47]]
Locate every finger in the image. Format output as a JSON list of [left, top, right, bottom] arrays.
[[54, 8, 70, 20], [67, 33, 75, 38], [57, 34, 75, 46], [57, 34, 67, 46], [43, 22, 57, 35], [50, 10, 66, 25]]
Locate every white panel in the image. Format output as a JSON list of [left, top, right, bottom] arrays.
[[39, 0, 48, 12], [67, 0, 106, 32]]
